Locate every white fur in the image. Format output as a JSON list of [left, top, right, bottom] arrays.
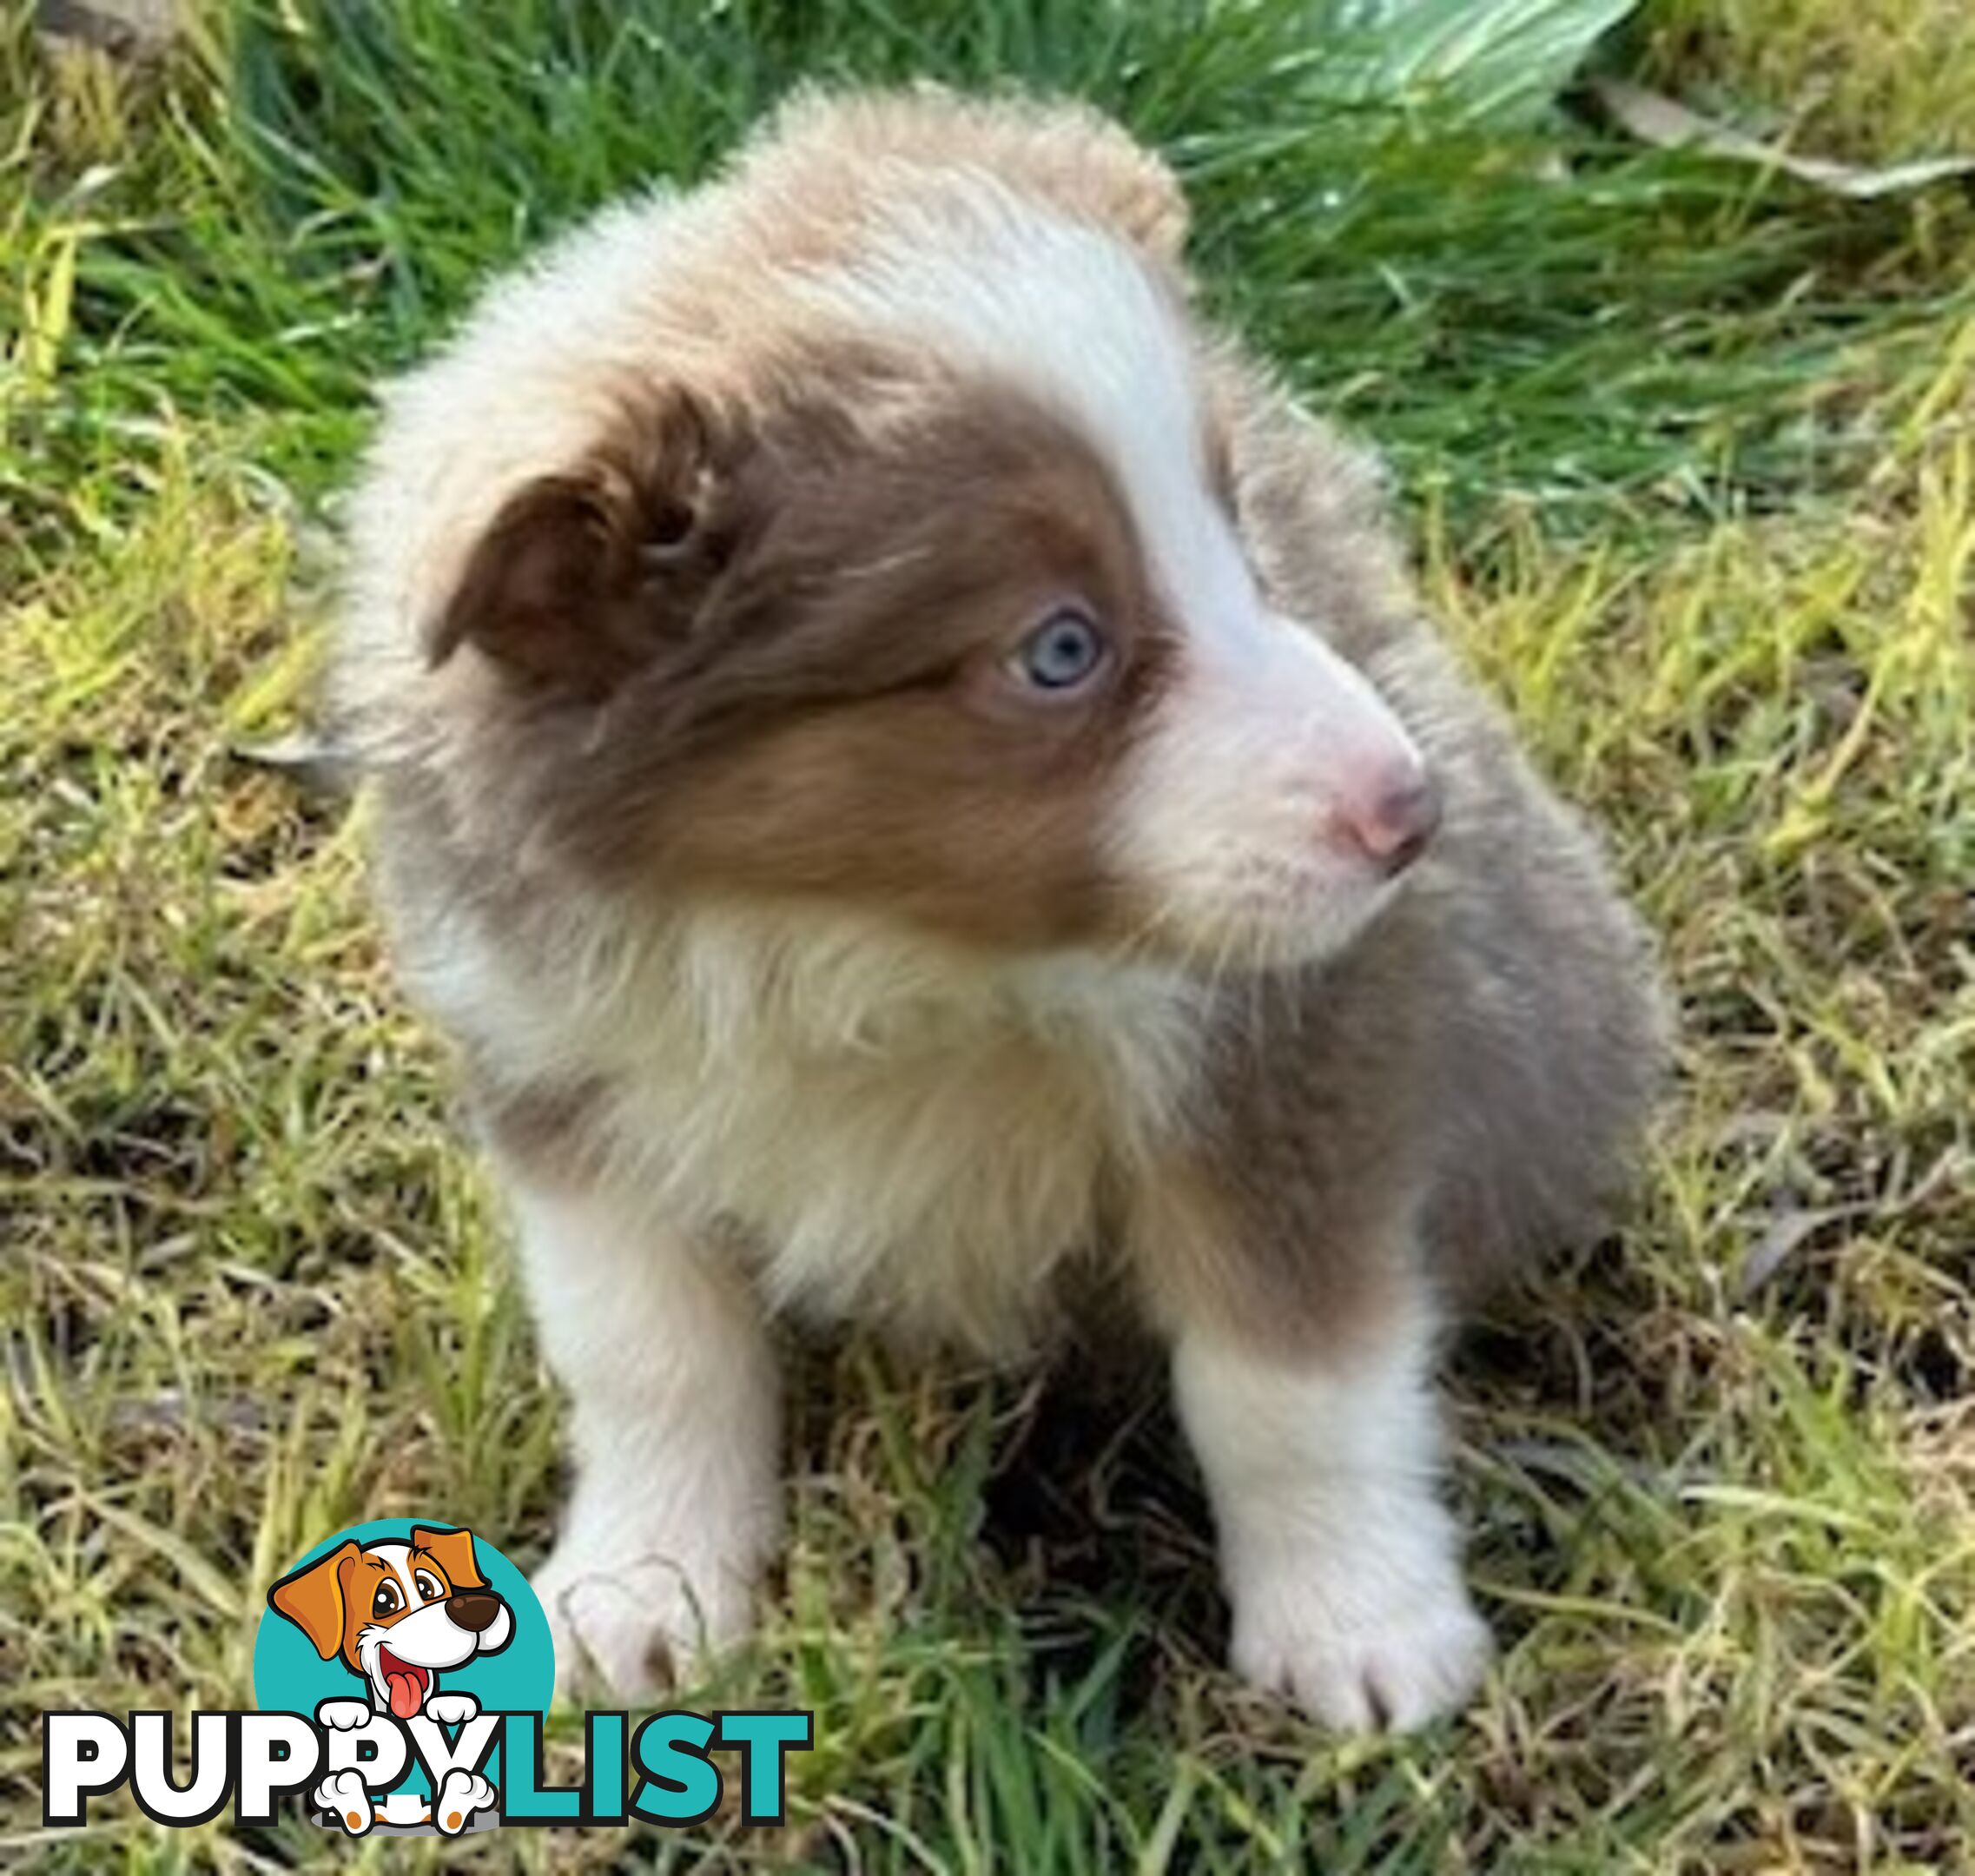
[[1172, 1293, 1493, 1730], [413, 898, 1205, 1353], [445, 902, 1206, 1699], [512, 1172, 783, 1701]]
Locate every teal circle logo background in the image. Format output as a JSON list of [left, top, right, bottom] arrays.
[[254, 1518, 553, 1734]]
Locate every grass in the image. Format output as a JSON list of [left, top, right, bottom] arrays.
[[3, 0, 1972, 1869], [1640, 0, 1975, 162]]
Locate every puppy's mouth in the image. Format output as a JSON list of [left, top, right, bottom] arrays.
[[377, 1646, 431, 1719]]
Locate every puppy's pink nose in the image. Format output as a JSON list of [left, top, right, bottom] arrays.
[[1341, 770, 1441, 875]]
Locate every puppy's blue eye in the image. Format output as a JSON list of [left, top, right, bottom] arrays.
[[1012, 609, 1107, 691]]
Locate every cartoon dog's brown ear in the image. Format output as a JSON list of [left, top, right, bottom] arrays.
[[410, 1526, 486, 1595], [427, 388, 750, 698], [268, 1539, 361, 1661]]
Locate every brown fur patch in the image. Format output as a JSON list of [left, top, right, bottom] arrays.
[[724, 84, 1192, 276], [433, 389, 742, 697], [444, 366, 1179, 951], [1129, 916, 1443, 1357], [472, 1070, 613, 1185]]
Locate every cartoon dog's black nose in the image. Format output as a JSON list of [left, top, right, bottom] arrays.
[[446, 1590, 502, 1633]]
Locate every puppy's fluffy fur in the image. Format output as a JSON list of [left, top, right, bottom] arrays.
[[337, 88, 1668, 1729]]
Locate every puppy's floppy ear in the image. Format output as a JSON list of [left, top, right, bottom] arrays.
[[268, 1539, 361, 1661], [410, 1525, 487, 1595], [1053, 109, 1190, 268], [757, 88, 1190, 269], [429, 388, 745, 697]]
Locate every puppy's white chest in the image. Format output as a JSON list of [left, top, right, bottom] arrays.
[[626, 1025, 1130, 1351], [434, 903, 1205, 1351], [621, 921, 1202, 1351]]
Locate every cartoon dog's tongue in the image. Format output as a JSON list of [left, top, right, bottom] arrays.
[[379, 1651, 426, 1719]]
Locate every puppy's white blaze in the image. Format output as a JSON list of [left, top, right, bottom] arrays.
[[806, 182, 1245, 632], [809, 184, 1424, 960]]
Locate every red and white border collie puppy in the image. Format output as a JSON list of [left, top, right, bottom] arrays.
[[335, 87, 1667, 1731]]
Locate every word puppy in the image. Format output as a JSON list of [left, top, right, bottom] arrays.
[[337, 88, 1667, 1730]]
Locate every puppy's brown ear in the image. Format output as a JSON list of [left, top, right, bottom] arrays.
[[429, 390, 743, 697], [1054, 111, 1190, 268], [410, 1525, 486, 1594], [756, 89, 1190, 269], [268, 1539, 361, 1661]]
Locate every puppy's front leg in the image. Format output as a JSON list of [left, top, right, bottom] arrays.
[[1173, 1289, 1491, 1731], [505, 1170, 780, 1702]]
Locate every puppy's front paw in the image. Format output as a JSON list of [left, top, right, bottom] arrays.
[[421, 1691, 479, 1726], [1230, 1563, 1493, 1733], [314, 1698, 373, 1732], [534, 1548, 753, 1706]]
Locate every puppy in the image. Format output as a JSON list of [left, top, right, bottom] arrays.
[[334, 87, 1667, 1731]]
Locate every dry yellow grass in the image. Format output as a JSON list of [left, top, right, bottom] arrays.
[[1643, 0, 1975, 160]]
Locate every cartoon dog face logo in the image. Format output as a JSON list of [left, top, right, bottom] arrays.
[[268, 1525, 513, 1719]]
